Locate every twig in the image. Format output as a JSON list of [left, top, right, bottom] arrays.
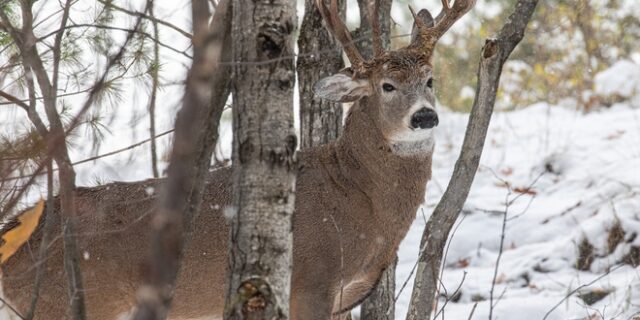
[[432, 271, 467, 320], [96, 0, 192, 39], [542, 265, 623, 320], [147, 0, 161, 178], [467, 303, 478, 320], [1, 129, 174, 182], [37, 24, 192, 59], [488, 188, 511, 320], [0, 296, 26, 320], [26, 160, 55, 320]]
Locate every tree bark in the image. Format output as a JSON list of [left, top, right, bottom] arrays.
[[361, 257, 397, 320], [224, 0, 297, 319], [354, 0, 392, 59], [131, 0, 232, 318], [405, 1, 539, 319], [297, 0, 345, 148]]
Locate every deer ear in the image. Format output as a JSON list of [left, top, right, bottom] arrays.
[[314, 68, 370, 103], [410, 9, 435, 43]]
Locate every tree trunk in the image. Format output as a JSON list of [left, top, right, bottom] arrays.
[[297, 0, 345, 148], [354, 0, 392, 59], [352, 1, 395, 319], [361, 257, 397, 320], [405, 1, 538, 319], [224, 0, 297, 319], [131, 0, 232, 318]]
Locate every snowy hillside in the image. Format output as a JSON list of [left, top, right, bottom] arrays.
[[394, 101, 640, 318]]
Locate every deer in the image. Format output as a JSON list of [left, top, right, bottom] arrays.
[[0, 0, 474, 319]]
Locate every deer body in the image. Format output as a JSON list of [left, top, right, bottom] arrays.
[[1, 0, 475, 318], [1, 99, 431, 319]]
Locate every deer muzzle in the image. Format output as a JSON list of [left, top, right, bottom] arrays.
[[410, 107, 439, 129]]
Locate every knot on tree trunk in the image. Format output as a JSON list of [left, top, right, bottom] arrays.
[[235, 277, 279, 319]]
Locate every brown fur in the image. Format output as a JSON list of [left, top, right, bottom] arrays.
[[0, 96, 432, 320], [0, 6, 452, 317]]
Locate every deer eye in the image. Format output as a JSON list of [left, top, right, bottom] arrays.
[[427, 78, 434, 89], [382, 83, 396, 92]]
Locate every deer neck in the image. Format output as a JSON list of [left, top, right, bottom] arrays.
[[333, 97, 433, 228]]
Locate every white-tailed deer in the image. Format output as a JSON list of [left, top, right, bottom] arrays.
[[0, 0, 474, 319]]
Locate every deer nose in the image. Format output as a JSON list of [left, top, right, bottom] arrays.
[[410, 108, 439, 129]]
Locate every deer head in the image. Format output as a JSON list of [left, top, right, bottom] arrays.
[[314, 0, 475, 154]]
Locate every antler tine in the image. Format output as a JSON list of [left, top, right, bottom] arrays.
[[430, 0, 475, 42], [413, 0, 476, 54], [315, 0, 365, 67], [369, 0, 384, 56]]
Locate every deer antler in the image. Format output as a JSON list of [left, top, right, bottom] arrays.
[[411, 0, 476, 55], [316, 0, 365, 68]]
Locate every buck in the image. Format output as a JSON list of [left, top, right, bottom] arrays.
[[0, 0, 474, 319]]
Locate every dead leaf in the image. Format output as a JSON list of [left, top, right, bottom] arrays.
[[513, 187, 537, 195], [605, 130, 625, 140], [500, 167, 514, 176], [457, 258, 470, 268], [495, 273, 507, 284], [0, 200, 45, 264]]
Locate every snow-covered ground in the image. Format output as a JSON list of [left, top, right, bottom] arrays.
[[393, 101, 640, 319]]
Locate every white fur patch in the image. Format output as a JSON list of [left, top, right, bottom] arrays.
[[389, 128, 435, 156], [388, 99, 437, 156]]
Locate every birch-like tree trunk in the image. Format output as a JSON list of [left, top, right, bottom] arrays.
[[224, 0, 297, 319], [297, 0, 345, 148], [405, 1, 539, 319]]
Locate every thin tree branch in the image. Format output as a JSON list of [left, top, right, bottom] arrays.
[[1, 129, 174, 182], [147, 0, 161, 178], [26, 160, 55, 320], [0, 90, 29, 110], [96, 0, 192, 39], [542, 265, 623, 320], [405, 1, 539, 319], [37, 24, 193, 59]]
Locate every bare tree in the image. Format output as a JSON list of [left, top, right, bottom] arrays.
[[131, 0, 232, 318], [223, 0, 298, 319], [1, 1, 91, 318], [405, 1, 539, 319]]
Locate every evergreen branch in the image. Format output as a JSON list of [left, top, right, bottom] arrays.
[[97, 0, 192, 39], [38, 24, 192, 59], [1, 129, 175, 182]]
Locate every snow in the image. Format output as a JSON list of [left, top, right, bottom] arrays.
[[394, 102, 640, 319], [595, 60, 640, 99]]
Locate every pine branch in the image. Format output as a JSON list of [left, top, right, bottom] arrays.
[[97, 0, 192, 39]]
